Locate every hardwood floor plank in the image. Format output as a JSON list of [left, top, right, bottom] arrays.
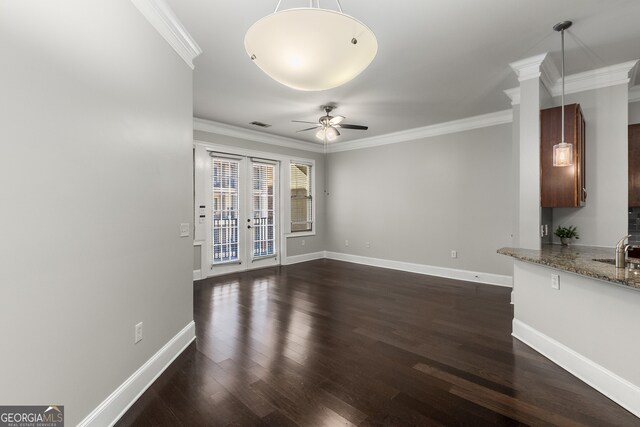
[[260, 410, 299, 427], [251, 379, 356, 427], [415, 362, 591, 427]]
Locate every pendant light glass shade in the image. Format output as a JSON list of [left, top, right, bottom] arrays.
[[553, 141, 573, 167], [245, 8, 377, 91]]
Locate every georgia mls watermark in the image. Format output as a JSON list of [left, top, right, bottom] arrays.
[[0, 406, 64, 427]]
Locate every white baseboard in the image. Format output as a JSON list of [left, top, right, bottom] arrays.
[[284, 251, 327, 265], [78, 321, 196, 427], [513, 319, 640, 418], [324, 251, 512, 287], [193, 269, 202, 281]]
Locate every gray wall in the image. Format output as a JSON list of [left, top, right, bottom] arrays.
[[552, 85, 629, 247], [326, 124, 514, 276], [631, 101, 640, 125], [0, 1, 194, 425], [194, 130, 326, 256]]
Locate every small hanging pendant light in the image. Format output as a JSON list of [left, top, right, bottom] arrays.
[[552, 21, 573, 167]]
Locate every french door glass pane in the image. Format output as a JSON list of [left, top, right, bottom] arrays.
[[252, 163, 275, 258], [212, 158, 239, 263]]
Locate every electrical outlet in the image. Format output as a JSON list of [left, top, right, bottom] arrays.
[[301, 239, 305, 246], [135, 322, 143, 344], [180, 223, 190, 237], [551, 274, 560, 290], [451, 250, 457, 259], [345, 240, 349, 247], [365, 241, 370, 248], [541, 224, 549, 237]]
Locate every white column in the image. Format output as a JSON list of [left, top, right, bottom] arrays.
[[508, 54, 549, 250]]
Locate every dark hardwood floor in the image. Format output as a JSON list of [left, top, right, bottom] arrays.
[[116, 259, 638, 426]]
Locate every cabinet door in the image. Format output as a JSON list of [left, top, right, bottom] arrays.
[[629, 124, 640, 207], [540, 104, 581, 208]]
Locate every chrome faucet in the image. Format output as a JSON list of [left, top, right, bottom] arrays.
[[615, 235, 632, 268]]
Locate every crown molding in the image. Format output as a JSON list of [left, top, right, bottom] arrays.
[[539, 58, 561, 94], [505, 60, 640, 105], [131, 0, 202, 69], [509, 53, 549, 82], [629, 60, 639, 86], [550, 60, 638, 96], [630, 86, 640, 103], [504, 87, 521, 106], [193, 118, 325, 153], [326, 109, 513, 153], [194, 110, 513, 155]]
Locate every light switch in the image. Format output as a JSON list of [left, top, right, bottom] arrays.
[[180, 223, 190, 237], [551, 274, 560, 290]]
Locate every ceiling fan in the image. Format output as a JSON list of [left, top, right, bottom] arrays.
[[293, 105, 368, 142]]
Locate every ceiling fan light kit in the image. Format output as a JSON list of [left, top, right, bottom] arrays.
[[294, 105, 368, 142], [244, 0, 378, 91]]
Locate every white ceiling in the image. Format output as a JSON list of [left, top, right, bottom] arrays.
[[166, 0, 640, 144]]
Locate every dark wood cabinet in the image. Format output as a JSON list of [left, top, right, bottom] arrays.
[[540, 103, 586, 208], [629, 124, 640, 207]]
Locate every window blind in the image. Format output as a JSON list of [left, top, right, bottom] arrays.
[[290, 163, 312, 232]]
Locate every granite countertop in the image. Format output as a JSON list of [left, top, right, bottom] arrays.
[[498, 244, 640, 291]]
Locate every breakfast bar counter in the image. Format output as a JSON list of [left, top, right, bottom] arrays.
[[498, 244, 640, 418], [498, 244, 640, 291]]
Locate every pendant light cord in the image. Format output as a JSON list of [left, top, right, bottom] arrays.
[[561, 27, 565, 144]]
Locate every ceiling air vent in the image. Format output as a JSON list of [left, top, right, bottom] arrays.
[[250, 121, 271, 128]]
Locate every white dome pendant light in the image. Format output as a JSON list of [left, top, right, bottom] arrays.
[[552, 21, 573, 167], [244, 0, 378, 91]]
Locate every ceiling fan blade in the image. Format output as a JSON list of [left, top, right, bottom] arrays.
[[329, 115, 345, 125], [292, 120, 318, 124], [338, 124, 368, 130], [296, 126, 321, 132]]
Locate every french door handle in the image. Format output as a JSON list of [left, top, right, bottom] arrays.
[[247, 225, 252, 229]]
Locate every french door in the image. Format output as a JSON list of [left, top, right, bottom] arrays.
[[207, 153, 279, 275]]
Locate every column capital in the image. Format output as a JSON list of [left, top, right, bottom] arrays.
[[509, 53, 549, 82]]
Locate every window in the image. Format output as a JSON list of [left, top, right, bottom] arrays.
[[290, 162, 313, 232]]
